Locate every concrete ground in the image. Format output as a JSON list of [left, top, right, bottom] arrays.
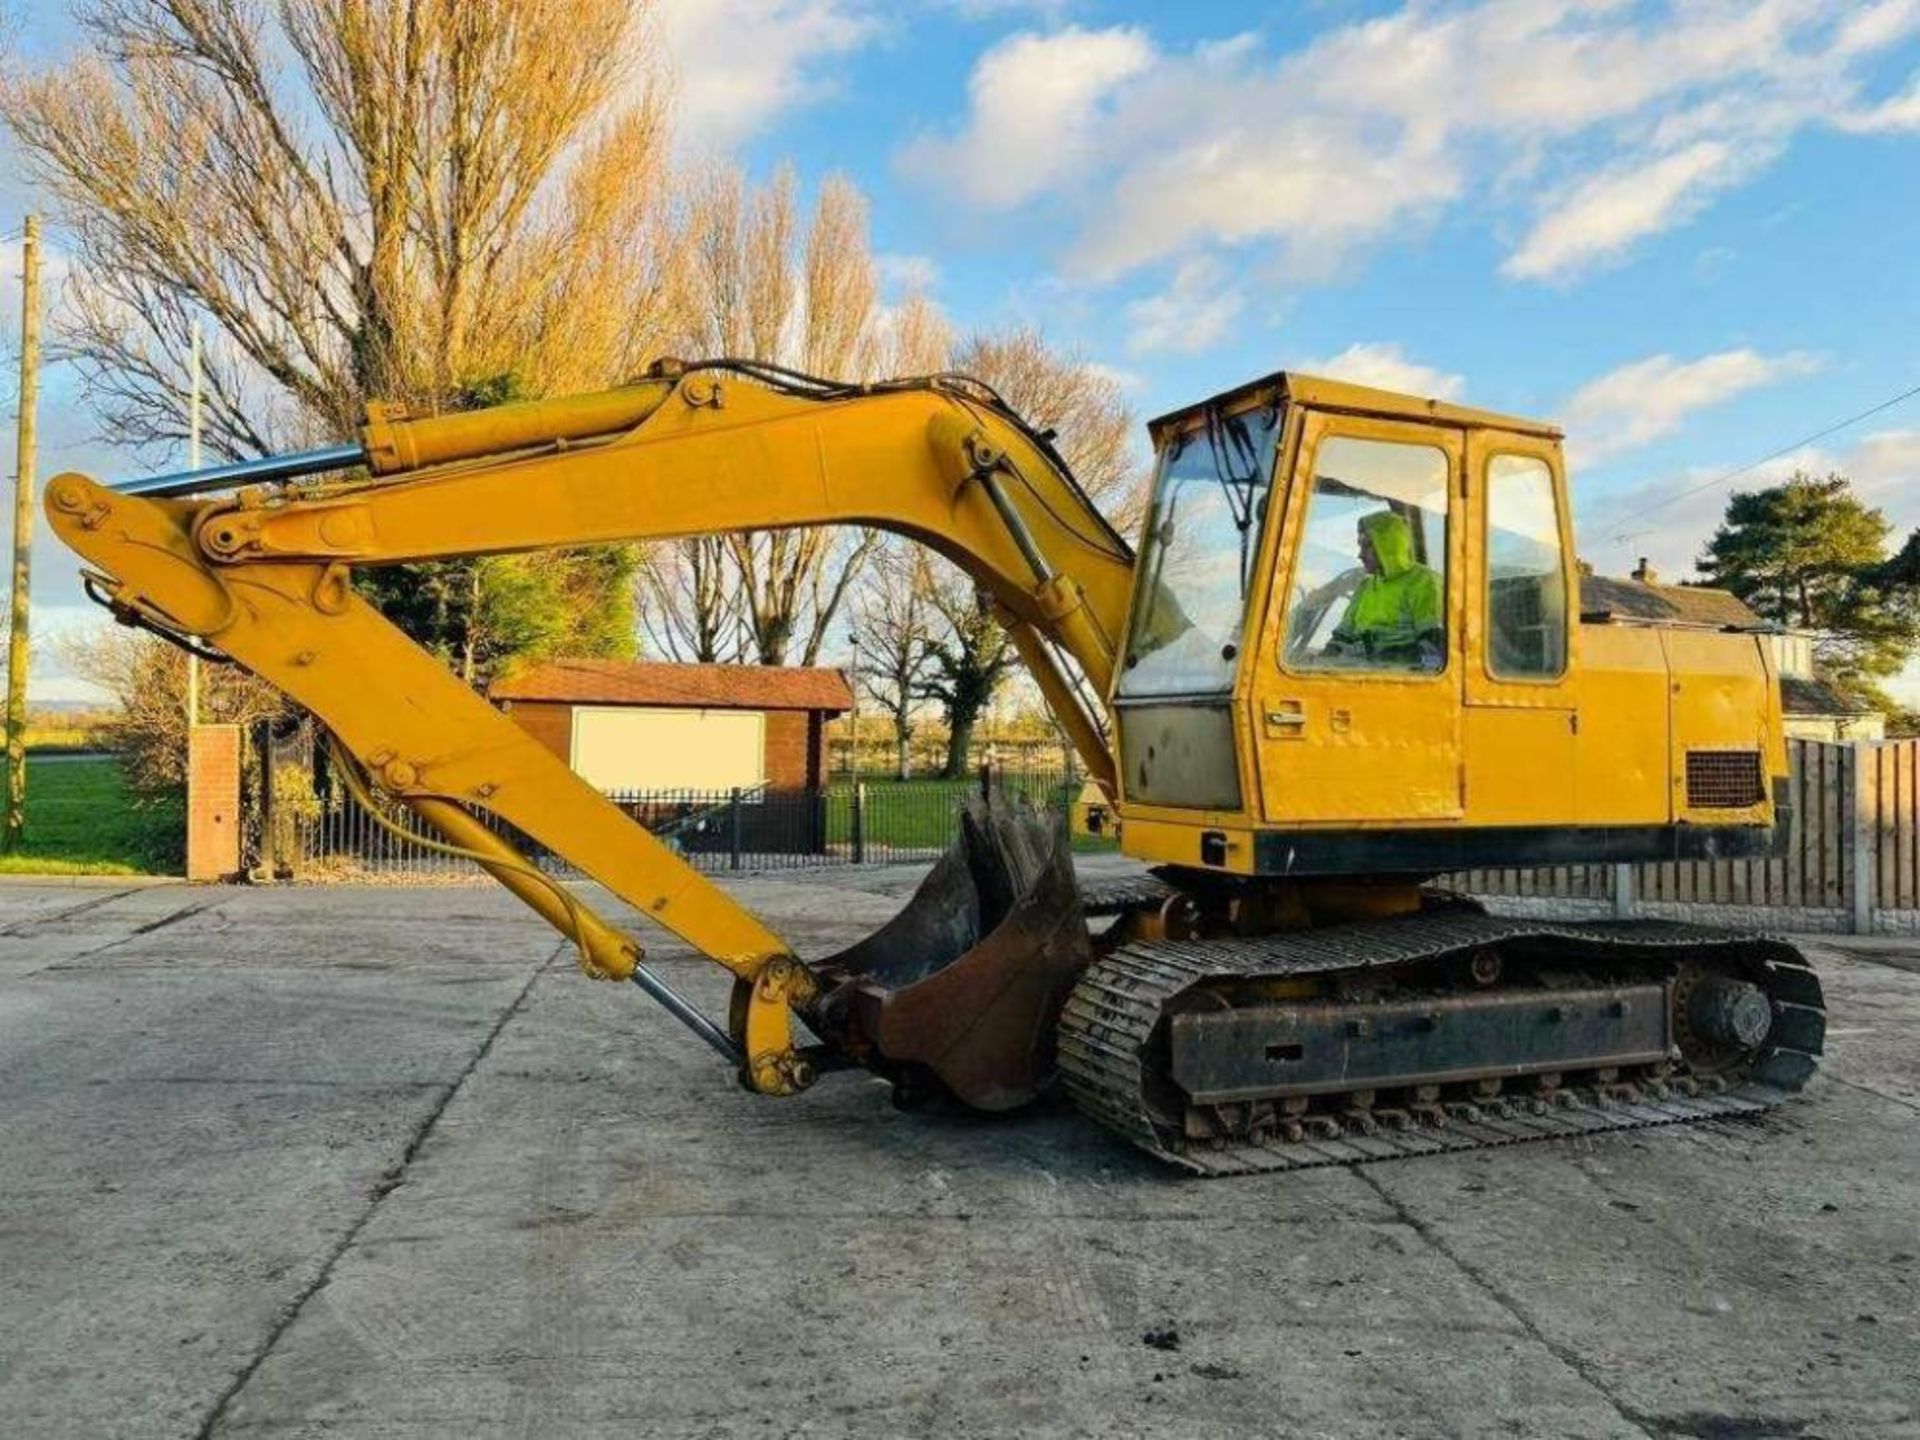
[[1, 863, 1916, 1440]]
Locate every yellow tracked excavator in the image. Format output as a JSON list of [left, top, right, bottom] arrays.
[[49, 358, 1823, 1173]]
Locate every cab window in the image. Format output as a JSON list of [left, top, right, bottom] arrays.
[[1118, 405, 1282, 698], [1282, 436, 1449, 674], [1485, 454, 1567, 679]]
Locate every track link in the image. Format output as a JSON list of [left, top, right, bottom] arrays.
[[1058, 911, 1825, 1176], [1080, 873, 1179, 918]]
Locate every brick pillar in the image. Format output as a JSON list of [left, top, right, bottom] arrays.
[[187, 724, 242, 882]]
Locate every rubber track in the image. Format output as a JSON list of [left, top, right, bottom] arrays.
[[1080, 874, 1178, 918], [1057, 911, 1825, 1176]]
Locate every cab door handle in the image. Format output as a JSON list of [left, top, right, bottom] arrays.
[[1264, 703, 1307, 739]]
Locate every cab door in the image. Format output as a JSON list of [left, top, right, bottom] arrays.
[[1461, 431, 1578, 824], [1250, 412, 1465, 824]]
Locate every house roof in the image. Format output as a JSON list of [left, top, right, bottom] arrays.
[[1579, 574, 1764, 629], [1781, 676, 1876, 718], [491, 659, 855, 713]]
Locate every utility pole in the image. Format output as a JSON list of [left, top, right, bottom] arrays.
[[185, 322, 202, 726], [4, 216, 41, 850], [847, 637, 860, 785]]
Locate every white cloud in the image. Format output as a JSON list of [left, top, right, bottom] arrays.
[[1837, 70, 1920, 132], [1832, 0, 1920, 59], [1834, 427, 1920, 520], [899, 26, 1154, 210], [1296, 342, 1464, 401], [936, 0, 1078, 18], [1504, 141, 1751, 282], [1123, 258, 1242, 357], [19, 604, 114, 706], [902, 4, 1920, 287], [1083, 360, 1144, 394], [652, 0, 877, 149], [1067, 86, 1462, 282], [875, 252, 941, 294], [1565, 348, 1824, 467]]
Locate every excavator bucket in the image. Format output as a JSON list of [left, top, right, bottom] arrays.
[[810, 794, 1092, 1111]]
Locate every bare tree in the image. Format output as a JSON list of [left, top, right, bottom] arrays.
[[58, 628, 286, 797], [918, 326, 1143, 775], [634, 538, 748, 663], [653, 166, 885, 666], [954, 327, 1143, 530], [4, 0, 672, 451], [3, 0, 673, 678], [848, 545, 939, 778], [883, 292, 953, 377], [800, 175, 879, 378], [919, 568, 1022, 779]]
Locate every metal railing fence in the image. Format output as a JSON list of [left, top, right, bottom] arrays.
[[268, 751, 1091, 880]]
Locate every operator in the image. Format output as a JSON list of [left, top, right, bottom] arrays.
[[1325, 509, 1444, 668]]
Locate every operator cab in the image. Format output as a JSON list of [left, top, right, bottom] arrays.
[[1111, 370, 1626, 874]]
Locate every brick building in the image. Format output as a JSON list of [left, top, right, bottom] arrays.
[[490, 660, 854, 793]]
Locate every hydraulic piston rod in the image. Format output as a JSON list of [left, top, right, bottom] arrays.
[[113, 378, 680, 498], [113, 443, 368, 498]]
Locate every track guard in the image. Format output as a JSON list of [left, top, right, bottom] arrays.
[[812, 795, 1091, 1111]]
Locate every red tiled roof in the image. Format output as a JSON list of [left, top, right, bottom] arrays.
[[490, 659, 854, 712]]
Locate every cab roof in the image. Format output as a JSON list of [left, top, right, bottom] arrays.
[[1147, 370, 1562, 442]]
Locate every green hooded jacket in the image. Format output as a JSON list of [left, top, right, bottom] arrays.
[[1329, 510, 1443, 665]]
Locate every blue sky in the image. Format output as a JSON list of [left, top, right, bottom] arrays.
[[4, 0, 1920, 701]]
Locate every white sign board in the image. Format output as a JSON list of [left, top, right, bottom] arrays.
[[569, 706, 766, 792]]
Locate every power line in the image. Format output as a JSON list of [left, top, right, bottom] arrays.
[[1609, 378, 1920, 543]]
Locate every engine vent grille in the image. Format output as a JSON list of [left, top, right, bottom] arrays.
[[1685, 749, 1766, 809]]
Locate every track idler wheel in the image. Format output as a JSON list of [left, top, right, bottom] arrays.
[[1688, 976, 1774, 1049]]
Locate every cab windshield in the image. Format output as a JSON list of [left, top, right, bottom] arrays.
[[1118, 404, 1282, 698]]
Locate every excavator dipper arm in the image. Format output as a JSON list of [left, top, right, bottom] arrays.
[[45, 362, 1136, 1100]]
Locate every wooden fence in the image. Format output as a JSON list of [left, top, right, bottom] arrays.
[[1867, 738, 1920, 914], [1456, 737, 1920, 932]]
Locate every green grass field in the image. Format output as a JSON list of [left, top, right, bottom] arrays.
[[825, 775, 1118, 854], [0, 757, 183, 876]]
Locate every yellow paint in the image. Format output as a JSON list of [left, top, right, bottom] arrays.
[[1663, 626, 1778, 826], [1122, 816, 1260, 874], [1463, 707, 1577, 822], [1459, 431, 1578, 825], [1573, 625, 1673, 825], [1248, 410, 1466, 824]]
